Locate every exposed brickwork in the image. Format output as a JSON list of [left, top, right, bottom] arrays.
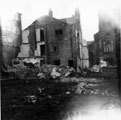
[[18, 9, 89, 70]]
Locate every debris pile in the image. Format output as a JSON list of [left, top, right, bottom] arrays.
[[8, 59, 79, 80], [74, 78, 118, 97], [90, 60, 107, 73], [12, 60, 39, 79], [37, 64, 58, 79], [37, 64, 78, 79]]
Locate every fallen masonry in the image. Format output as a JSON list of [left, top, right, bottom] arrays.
[[1, 62, 120, 120]]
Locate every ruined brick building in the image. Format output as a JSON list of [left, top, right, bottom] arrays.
[[18, 9, 89, 70], [91, 10, 120, 66], [0, 13, 22, 65]]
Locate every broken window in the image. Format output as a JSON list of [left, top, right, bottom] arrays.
[[103, 35, 114, 53], [53, 47, 57, 52], [40, 29, 44, 41], [40, 45, 45, 56], [77, 32, 79, 38], [50, 45, 58, 53], [103, 41, 106, 52], [55, 29, 63, 35], [53, 60, 60, 66], [68, 60, 74, 67], [52, 46, 58, 53]]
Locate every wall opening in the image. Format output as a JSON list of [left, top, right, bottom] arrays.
[[53, 60, 60, 66], [40, 45, 45, 56], [40, 29, 44, 41], [53, 46, 57, 52], [55, 29, 63, 35], [68, 60, 74, 67], [77, 32, 79, 38]]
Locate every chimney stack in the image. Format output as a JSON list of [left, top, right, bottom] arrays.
[[75, 7, 80, 20], [48, 8, 53, 17]]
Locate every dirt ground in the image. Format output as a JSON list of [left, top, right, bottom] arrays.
[[1, 74, 120, 120]]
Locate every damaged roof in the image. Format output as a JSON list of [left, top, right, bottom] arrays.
[[23, 15, 78, 30], [36, 15, 66, 25]]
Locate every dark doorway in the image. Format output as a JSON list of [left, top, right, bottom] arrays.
[[40, 45, 45, 56], [68, 60, 74, 67]]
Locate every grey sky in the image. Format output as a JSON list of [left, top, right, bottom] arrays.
[[0, 0, 120, 41]]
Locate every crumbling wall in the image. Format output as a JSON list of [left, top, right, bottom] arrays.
[[18, 44, 30, 58], [18, 29, 30, 58], [18, 9, 86, 70], [1, 13, 22, 65], [28, 24, 37, 57]]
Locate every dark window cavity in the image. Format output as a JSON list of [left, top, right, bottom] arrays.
[[68, 60, 74, 67], [55, 29, 63, 35], [40, 45, 45, 56], [50, 45, 58, 53], [53, 47, 57, 52], [40, 29, 44, 41], [53, 60, 60, 66], [77, 32, 79, 38]]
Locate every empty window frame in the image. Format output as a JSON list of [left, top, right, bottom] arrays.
[[52, 46, 58, 53], [40, 29, 44, 41], [40, 45, 45, 56], [50, 45, 58, 53], [53, 46, 57, 52], [77, 32, 79, 38], [55, 29, 63, 35], [53, 60, 60, 66], [68, 60, 74, 67]]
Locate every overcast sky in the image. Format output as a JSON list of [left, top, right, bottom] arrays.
[[0, 0, 120, 41]]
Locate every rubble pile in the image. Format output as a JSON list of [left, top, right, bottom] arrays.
[[2, 59, 118, 98], [7, 60, 78, 80], [12, 60, 39, 79], [37, 64, 78, 79], [3, 61, 118, 98], [37, 64, 58, 79], [74, 78, 118, 97]]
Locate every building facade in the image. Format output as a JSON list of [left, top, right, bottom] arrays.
[[18, 9, 89, 70], [0, 13, 22, 65], [93, 11, 120, 66]]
